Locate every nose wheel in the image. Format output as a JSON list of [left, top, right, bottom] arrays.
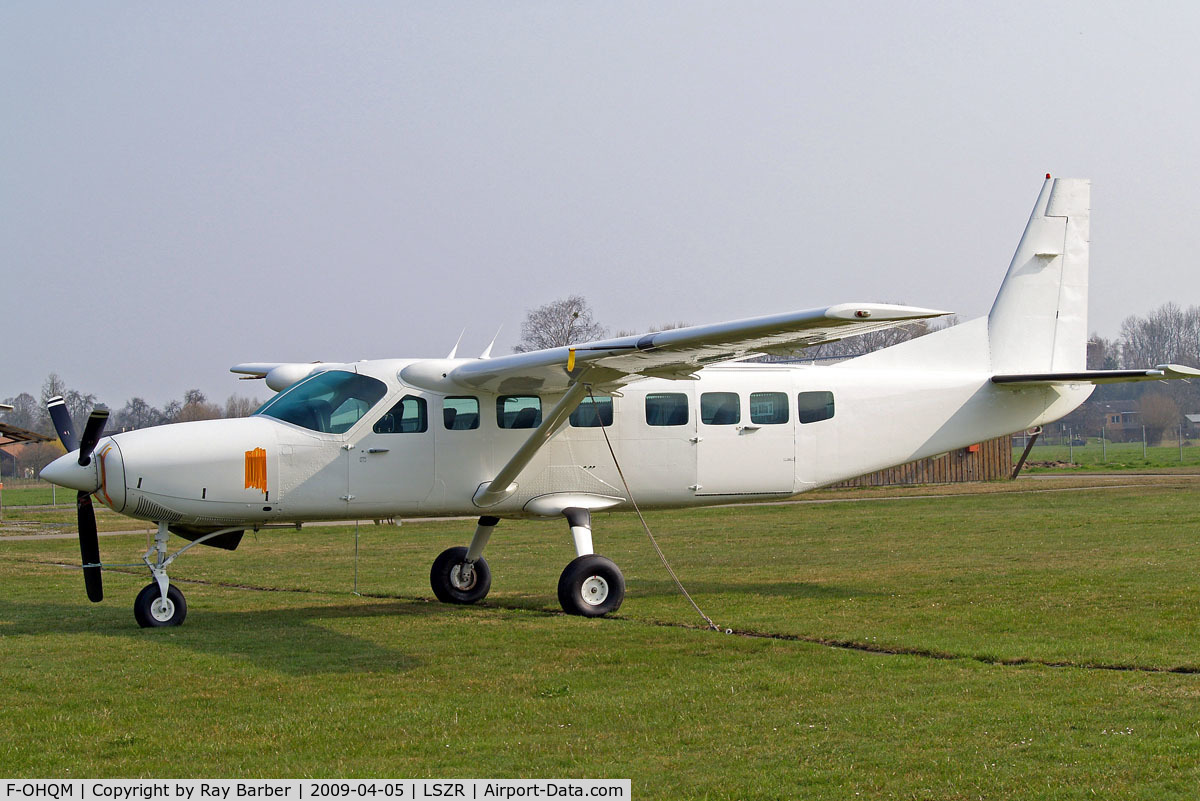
[[134, 582, 187, 627]]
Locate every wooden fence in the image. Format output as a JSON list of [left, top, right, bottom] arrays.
[[830, 434, 1013, 488]]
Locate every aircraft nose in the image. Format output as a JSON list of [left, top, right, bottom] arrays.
[[41, 450, 100, 493]]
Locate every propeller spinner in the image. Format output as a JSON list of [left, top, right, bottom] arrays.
[[43, 396, 109, 602]]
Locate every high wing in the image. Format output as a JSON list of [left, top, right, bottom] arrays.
[[992, 364, 1200, 387], [440, 303, 948, 395]]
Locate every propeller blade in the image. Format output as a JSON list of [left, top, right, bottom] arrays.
[[46, 395, 78, 453], [77, 408, 109, 466], [77, 490, 103, 602]]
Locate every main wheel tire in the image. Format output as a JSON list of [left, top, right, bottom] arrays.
[[430, 546, 491, 604], [134, 583, 187, 628], [557, 554, 625, 617]]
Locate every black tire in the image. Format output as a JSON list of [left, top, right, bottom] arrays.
[[557, 554, 625, 617], [430, 546, 491, 604], [134, 583, 187, 628]]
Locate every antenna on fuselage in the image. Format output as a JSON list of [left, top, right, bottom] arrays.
[[479, 326, 502, 359], [446, 329, 465, 359]]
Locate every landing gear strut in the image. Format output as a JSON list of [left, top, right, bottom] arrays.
[[137, 522, 188, 628], [557, 507, 625, 617], [432, 509, 626, 617]]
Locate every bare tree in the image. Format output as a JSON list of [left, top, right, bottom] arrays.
[[64, 389, 98, 428], [797, 314, 958, 361], [114, 397, 163, 431], [162, 400, 182, 423], [1111, 304, 1200, 413], [1, 393, 39, 431], [17, 441, 66, 477], [224, 394, 261, 418], [613, 321, 691, 337], [1119, 303, 1200, 369], [1087, 333, 1121, 370], [177, 389, 222, 423], [1140, 391, 1180, 446], [514, 296, 607, 353], [38, 373, 68, 432]]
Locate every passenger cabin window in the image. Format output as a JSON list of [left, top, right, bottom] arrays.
[[497, 395, 542, 429], [796, 391, 835, 423], [750, 392, 789, 425], [443, 396, 480, 430], [645, 393, 689, 426], [700, 392, 740, 425], [254, 370, 387, 434], [374, 395, 427, 433], [570, 396, 613, 427]]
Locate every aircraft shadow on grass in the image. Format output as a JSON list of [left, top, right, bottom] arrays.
[[0, 596, 439, 675]]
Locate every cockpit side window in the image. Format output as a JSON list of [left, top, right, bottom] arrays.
[[254, 371, 388, 434]]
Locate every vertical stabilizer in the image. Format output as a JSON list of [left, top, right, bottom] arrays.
[[988, 177, 1090, 373]]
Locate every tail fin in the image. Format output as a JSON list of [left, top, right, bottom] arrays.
[[842, 176, 1091, 373], [988, 176, 1090, 373]]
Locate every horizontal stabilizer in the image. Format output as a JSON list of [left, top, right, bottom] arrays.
[[992, 364, 1200, 387]]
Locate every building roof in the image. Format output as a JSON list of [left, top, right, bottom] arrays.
[[0, 421, 53, 448], [1098, 401, 1141, 414]]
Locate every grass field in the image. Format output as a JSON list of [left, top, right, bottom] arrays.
[[3, 478, 1200, 797], [0, 481, 71, 508], [1016, 439, 1200, 471]]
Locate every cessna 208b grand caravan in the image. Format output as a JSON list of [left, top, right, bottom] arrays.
[[42, 176, 1200, 627]]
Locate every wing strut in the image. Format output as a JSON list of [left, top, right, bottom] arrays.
[[472, 382, 591, 508]]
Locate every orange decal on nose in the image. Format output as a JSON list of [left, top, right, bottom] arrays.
[[245, 447, 267, 493]]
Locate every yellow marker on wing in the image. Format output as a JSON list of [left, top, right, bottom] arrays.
[[567, 347, 576, 372]]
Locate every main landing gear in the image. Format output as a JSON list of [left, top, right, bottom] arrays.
[[429, 508, 626, 617]]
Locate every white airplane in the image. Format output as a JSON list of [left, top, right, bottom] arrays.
[[41, 176, 1200, 628]]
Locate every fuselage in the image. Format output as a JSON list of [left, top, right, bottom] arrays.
[[73, 354, 1092, 530]]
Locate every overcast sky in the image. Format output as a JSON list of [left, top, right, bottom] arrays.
[[4, 2, 1199, 408]]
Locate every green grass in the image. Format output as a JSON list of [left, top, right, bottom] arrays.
[[1016, 440, 1200, 471], [4, 480, 1200, 797], [0, 481, 70, 508]]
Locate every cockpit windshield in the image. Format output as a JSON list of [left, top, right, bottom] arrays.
[[254, 370, 388, 434]]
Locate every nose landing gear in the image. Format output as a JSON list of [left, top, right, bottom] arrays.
[[132, 521, 249, 628], [134, 582, 187, 627]]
